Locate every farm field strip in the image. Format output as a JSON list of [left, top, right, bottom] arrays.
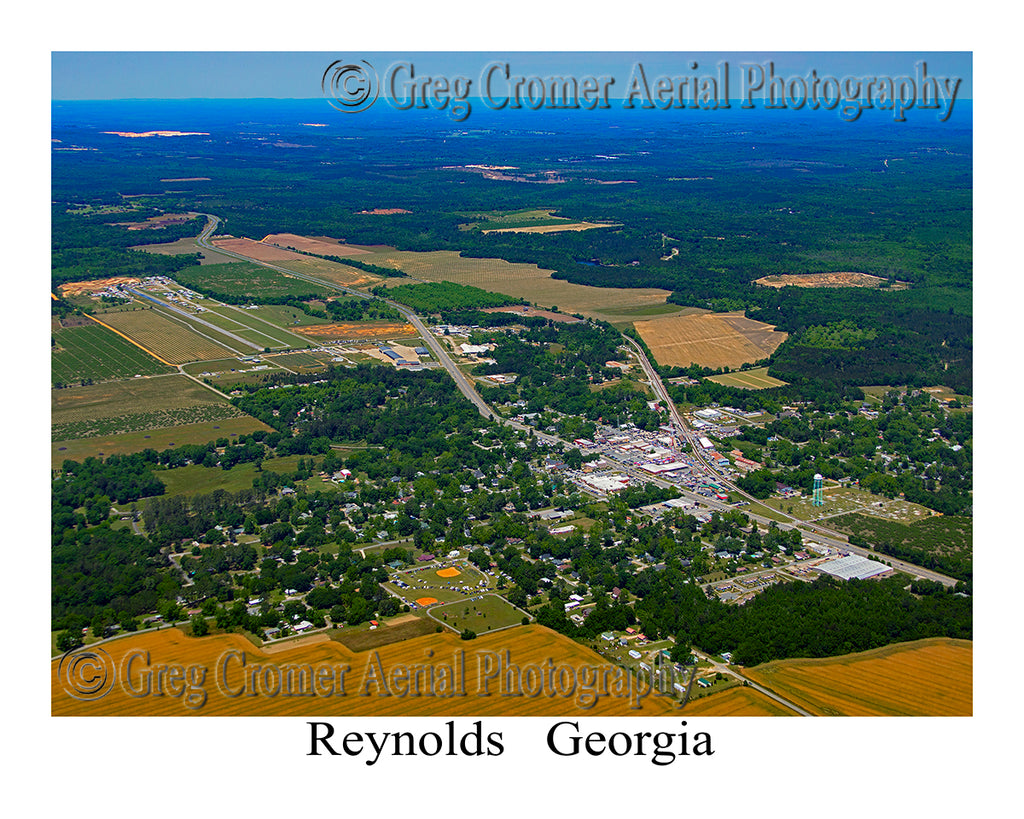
[[743, 638, 972, 716], [100, 306, 243, 364], [679, 686, 800, 716], [52, 625, 682, 716], [52, 323, 174, 384], [634, 312, 788, 369]]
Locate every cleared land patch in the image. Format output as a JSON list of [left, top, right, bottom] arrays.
[[755, 271, 910, 289], [634, 312, 787, 369], [211, 236, 309, 262], [743, 638, 972, 716], [705, 367, 789, 390], [59, 277, 142, 296], [292, 322, 416, 341]]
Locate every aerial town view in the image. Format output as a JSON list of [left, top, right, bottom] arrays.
[[50, 50, 974, 739]]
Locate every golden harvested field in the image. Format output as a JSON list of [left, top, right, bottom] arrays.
[[681, 686, 799, 716], [99, 310, 235, 364], [754, 271, 909, 290], [363, 248, 671, 317], [634, 311, 787, 369], [292, 322, 416, 340], [262, 233, 372, 256], [743, 638, 972, 716], [53, 625, 681, 717]]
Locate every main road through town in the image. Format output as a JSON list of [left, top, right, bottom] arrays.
[[193, 215, 957, 587]]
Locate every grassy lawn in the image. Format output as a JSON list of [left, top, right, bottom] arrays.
[[429, 594, 527, 633]]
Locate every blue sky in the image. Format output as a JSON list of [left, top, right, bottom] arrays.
[[51, 51, 972, 100]]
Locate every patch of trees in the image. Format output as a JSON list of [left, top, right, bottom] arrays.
[[52, 524, 178, 629], [383, 281, 525, 313]]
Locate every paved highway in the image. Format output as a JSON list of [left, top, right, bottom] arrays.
[[192, 214, 957, 587]]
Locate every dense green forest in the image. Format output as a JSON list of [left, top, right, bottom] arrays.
[[53, 102, 971, 392]]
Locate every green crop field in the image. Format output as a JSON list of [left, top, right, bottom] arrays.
[[173, 261, 335, 300], [52, 324, 174, 386]]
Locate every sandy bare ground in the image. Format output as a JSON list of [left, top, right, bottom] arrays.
[[755, 271, 910, 289], [59, 277, 141, 295], [481, 221, 618, 234], [292, 322, 415, 340]]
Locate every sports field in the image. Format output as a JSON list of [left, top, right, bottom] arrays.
[[429, 594, 528, 634], [51, 625, 681, 716], [743, 638, 972, 716], [705, 367, 789, 390], [385, 561, 491, 605], [634, 312, 788, 369], [52, 323, 174, 385]]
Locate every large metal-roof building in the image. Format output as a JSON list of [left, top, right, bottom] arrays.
[[816, 554, 891, 581]]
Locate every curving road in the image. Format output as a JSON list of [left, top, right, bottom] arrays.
[[192, 214, 956, 587]]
